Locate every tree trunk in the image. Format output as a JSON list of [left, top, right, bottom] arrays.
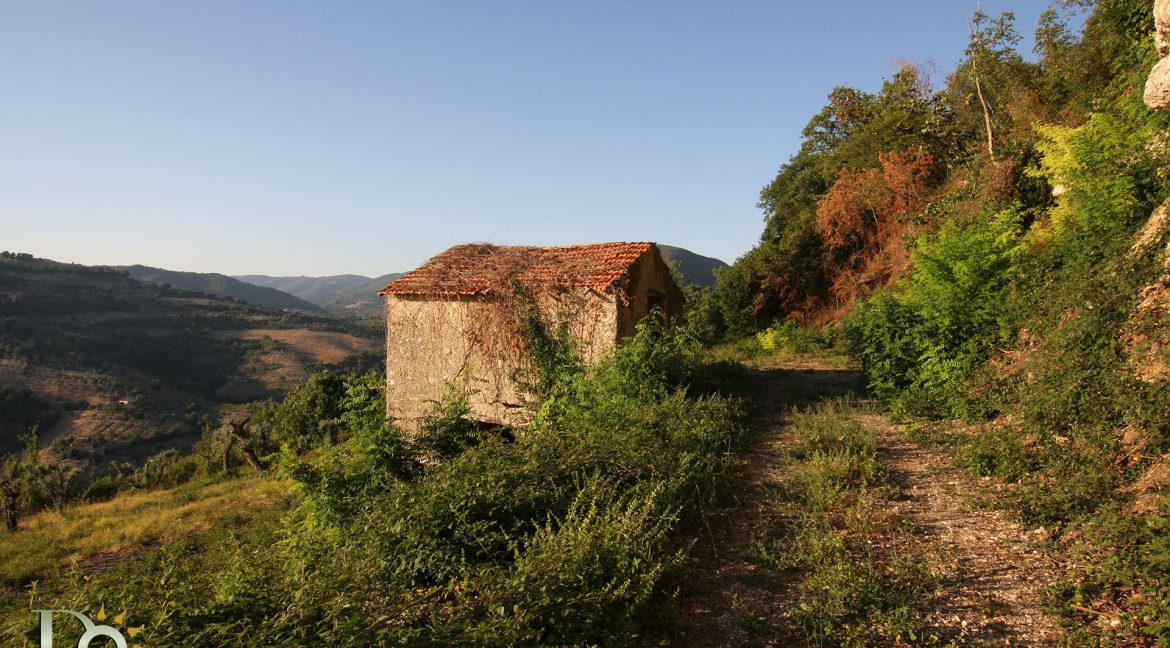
[[241, 447, 264, 474], [226, 418, 263, 474], [3, 490, 17, 532], [973, 70, 996, 163], [221, 437, 233, 473], [968, 17, 997, 164]]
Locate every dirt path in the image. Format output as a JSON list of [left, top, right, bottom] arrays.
[[877, 431, 1064, 645], [651, 357, 862, 646], [652, 356, 1064, 646]]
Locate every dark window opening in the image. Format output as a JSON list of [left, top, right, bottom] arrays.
[[646, 290, 667, 324]]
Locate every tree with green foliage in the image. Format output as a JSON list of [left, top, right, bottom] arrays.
[[0, 453, 25, 532], [251, 370, 347, 454], [0, 428, 78, 529], [716, 64, 963, 334], [282, 371, 420, 521], [966, 9, 1022, 160]]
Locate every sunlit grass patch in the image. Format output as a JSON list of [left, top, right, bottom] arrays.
[[0, 476, 291, 586]]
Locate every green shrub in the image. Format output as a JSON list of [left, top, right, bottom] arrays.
[[756, 320, 822, 354], [281, 371, 420, 522], [32, 315, 743, 646], [1045, 498, 1170, 640], [440, 478, 682, 646], [956, 426, 1037, 481], [790, 398, 875, 456], [847, 207, 1025, 418], [414, 385, 485, 460], [252, 371, 348, 454]]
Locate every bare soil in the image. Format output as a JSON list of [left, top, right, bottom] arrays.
[[215, 327, 381, 397], [225, 328, 380, 366]]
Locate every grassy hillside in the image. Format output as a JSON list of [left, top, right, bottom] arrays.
[[125, 265, 321, 313], [0, 254, 381, 471], [0, 475, 289, 586]]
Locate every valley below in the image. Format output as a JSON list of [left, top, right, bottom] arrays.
[[0, 254, 383, 474]]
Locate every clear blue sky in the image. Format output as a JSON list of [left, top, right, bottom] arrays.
[[1, 1, 1078, 277]]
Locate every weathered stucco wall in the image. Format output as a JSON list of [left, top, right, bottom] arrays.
[[616, 246, 688, 338], [385, 289, 619, 431], [539, 288, 622, 365]]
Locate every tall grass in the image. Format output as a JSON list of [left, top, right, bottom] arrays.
[[0, 476, 290, 587]]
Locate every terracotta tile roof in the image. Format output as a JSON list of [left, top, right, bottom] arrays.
[[380, 242, 656, 297]]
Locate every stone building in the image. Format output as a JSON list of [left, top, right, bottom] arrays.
[[379, 242, 684, 430]]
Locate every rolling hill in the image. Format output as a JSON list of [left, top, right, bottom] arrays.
[[658, 245, 728, 288], [234, 273, 403, 316], [124, 265, 322, 312], [0, 254, 381, 473], [234, 273, 403, 317], [318, 273, 403, 315], [233, 274, 372, 306]]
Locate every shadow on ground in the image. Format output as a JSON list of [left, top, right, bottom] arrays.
[[752, 365, 865, 409]]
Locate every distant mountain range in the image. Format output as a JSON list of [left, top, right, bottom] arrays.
[[111, 245, 728, 319], [232, 274, 372, 305], [124, 265, 322, 313], [235, 273, 404, 317]]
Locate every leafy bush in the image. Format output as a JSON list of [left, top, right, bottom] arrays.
[[1046, 499, 1170, 641], [847, 207, 1025, 417], [252, 371, 348, 454], [31, 317, 742, 646], [756, 320, 822, 354], [281, 371, 420, 522], [438, 478, 682, 646], [413, 385, 485, 460], [790, 397, 874, 456], [955, 426, 1037, 481]]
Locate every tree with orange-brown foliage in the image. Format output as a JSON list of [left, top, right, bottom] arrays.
[[815, 148, 935, 308], [713, 65, 959, 334]]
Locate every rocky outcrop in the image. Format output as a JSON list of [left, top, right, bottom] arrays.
[[1146, 0, 1170, 109], [1123, 201, 1170, 383], [1156, 0, 1170, 55]]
